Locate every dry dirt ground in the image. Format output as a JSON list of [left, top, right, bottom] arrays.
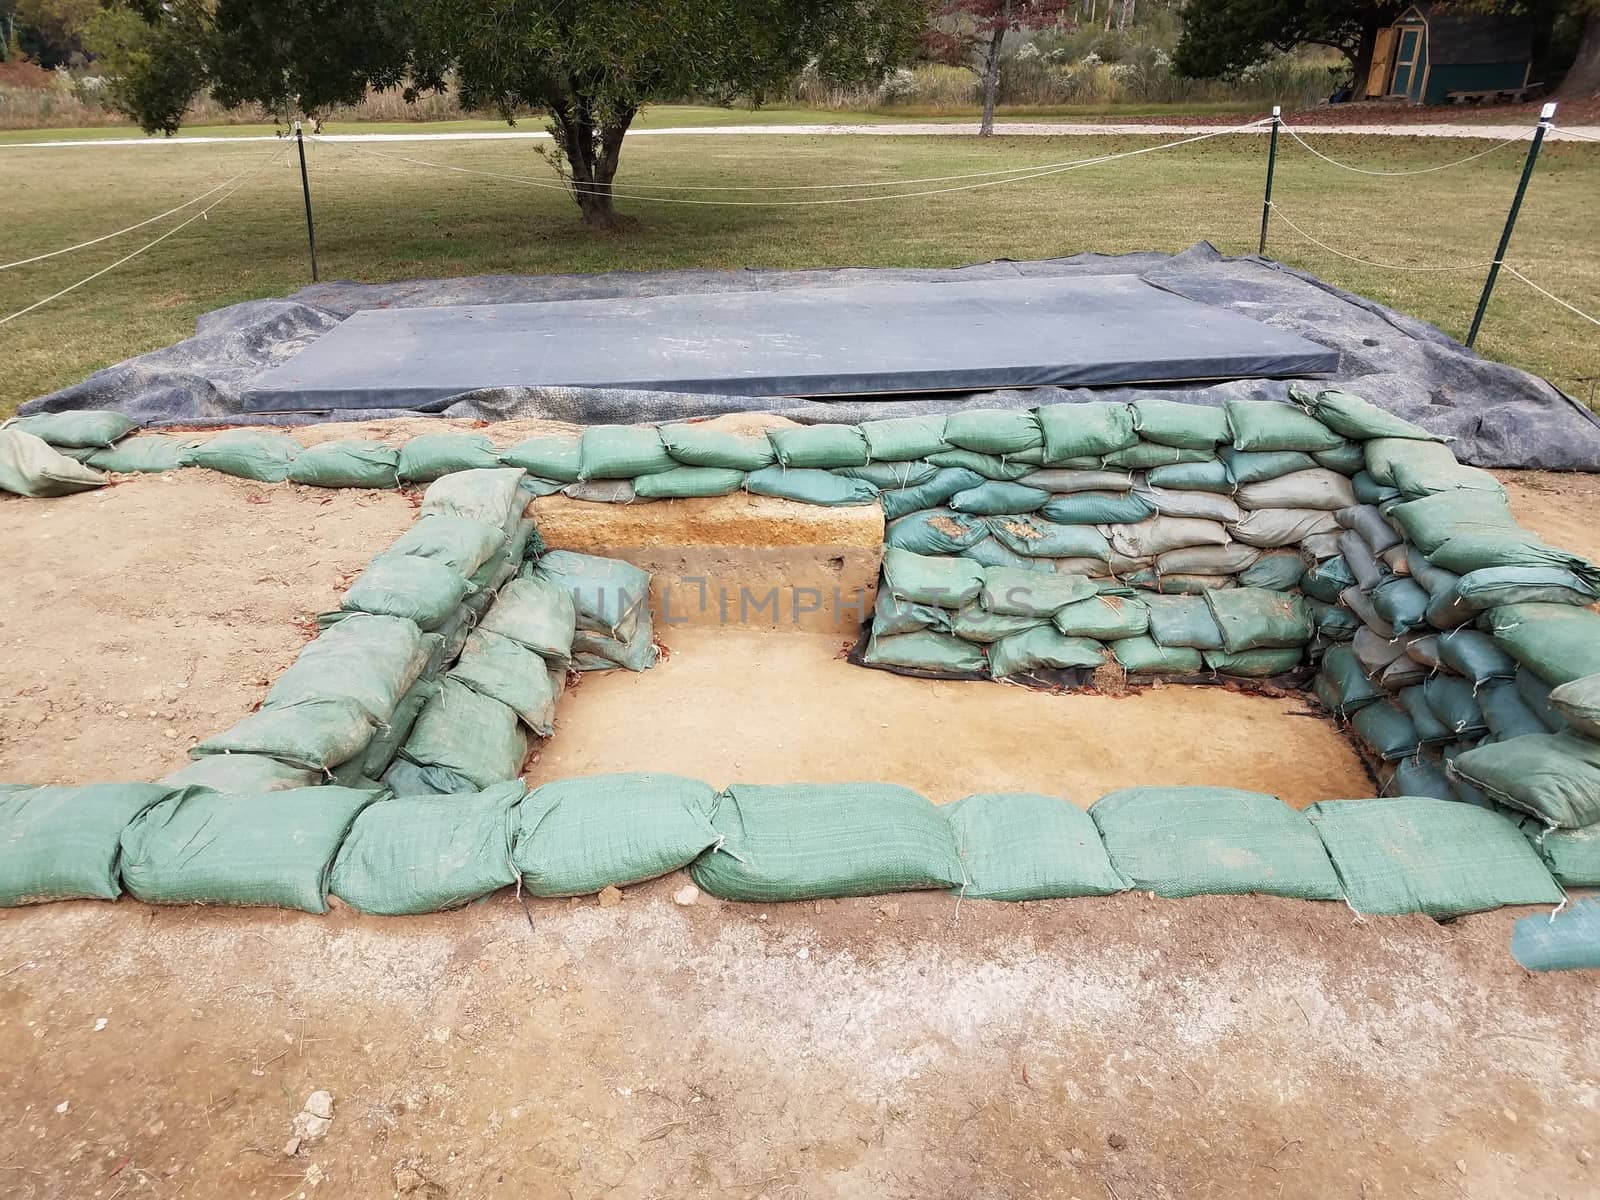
[[1, 439, 1598, 1198]]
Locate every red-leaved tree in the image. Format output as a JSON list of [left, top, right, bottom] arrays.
[[925, 0, 1075, 134]]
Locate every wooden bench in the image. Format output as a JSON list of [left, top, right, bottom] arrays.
[[1445, 84, 1543, 105]]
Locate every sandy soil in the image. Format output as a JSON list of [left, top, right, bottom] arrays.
[[1, 449, 1598, 1199]]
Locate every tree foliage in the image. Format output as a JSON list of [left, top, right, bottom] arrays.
[[925, 0, 1073, 133], [1173, 0, 1399, 87]]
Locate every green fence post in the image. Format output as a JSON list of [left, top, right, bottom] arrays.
[[1258, 105, 1281, 257], [295, 120, 320, 284], [1466, 101, 1555, 350]]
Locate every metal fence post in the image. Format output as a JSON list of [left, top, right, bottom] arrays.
[[1466, 101, 1555, 349], [294, 120, 320, 283], [1258, 105, 1281, 257]]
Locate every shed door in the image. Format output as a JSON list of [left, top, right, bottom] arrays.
[[1391, 27, 1423, 98], [1367, 27, 1399, 97]]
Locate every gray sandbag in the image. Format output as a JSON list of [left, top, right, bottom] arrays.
[[1112, 636, 1204, 674], [945, 792, 1132, 900], [0, 427, 108, 496], [1298, 531, 1344, 561], [1378, 654, 1429, 691], [689, 783, 966, 901], [563, 479, 635, 503], [1225, 399, 1345, 453], [1129, 398, 1229, 449], [1203, 646, 1303, 677], [1228, 508, 1340, 549], [1479, 682, 1552, 741], [1131, 482, 1242, 524], [399, 677, 528, 789], [448, 629, 559, 735], [478, 575, 578, 667], [1145, 594, 1225, 650], [989, 516, 1112, 561], [980, 567, 1096, 617], [330, 781, 524, 914], [512, 773, 720, 896], [943, 409, 1043, 455], [263, 614, 429, 725], [881, 467, 987, 520], [529, 550, 650, 641], [1234, 469, 1355, 512], [744, 465, 878, 506], [1548, 674, 1600, 739], [1018, 468, 1135, 493], [1337, 530, 1387, 591], [1035, 401, 1138, 463], [577, 425, 676, 479], [1405, 633, 1444, 670], [288, 439, 400, 489], [768, 424, 869, 469], [1204, 589, 1313, 653], [1091, 786, 1342, 900], [1352, 701, 1422, 761], [1450, 733, 1600, 829], [1307, 797, 1561, 918], [1340, 586, 1396, 639], [657, 424, 775, 471], [987, 627, 1106, 677], [949, 481, 1049, 516], [858, 414, 952, 462], [1109, 516, 1230, 559], [120, 785, 379, 912], [1129, 571, 1234, 594], [1335, 504, 1402, 553], [499, 433, 582, 481], [1155, 543, 1262, 576], [1350, 625, 1411, 677], [0, 783, 177, 906], [1478, 603, 1600, 686], [1039, 490, 1155, 525], [397, 433, 501, 483], [862, 628, 986, 675], [1052, 593, 1150, 640], [1407, 545, 1458, 596], [191, 697, 375, 772]]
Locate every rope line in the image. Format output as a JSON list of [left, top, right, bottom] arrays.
[[0, 149, 279, 329], [1277, 121, 1526, 175], [1267, 201, 1492, 272], [1552, 125, 1600, 143], [0, 153, 274, 272], [1502, 265, 1600, 328], [315, 119, 1271, 207]]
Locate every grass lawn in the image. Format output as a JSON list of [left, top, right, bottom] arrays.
[[1, 128, 1596, 417]]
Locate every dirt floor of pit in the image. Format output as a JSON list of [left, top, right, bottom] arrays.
[[2, 436, 1600, 1199]]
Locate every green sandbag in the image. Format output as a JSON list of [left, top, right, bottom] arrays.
[[1532, 825, 1600, 887], [925, 448, 1038, 480], [192, 696, 374, 771], [1300, 556, 1358, 604], [1287, 387, 1443, 442], [1427, 531, 1600, 591], [945, 792, 1131, 901], [768, 424, 869, 469], [1353, 471, 1401, 505], [657, 424, 775, 470], [1369, 576, 1432, 635], [1225, 399, 1344, 453], [1312, 441, 1367, 475], [265, 614, 427, 724], [1112, 636, 1203, 674], [1308, 797, 1560, 917], [400, 677, 528, 789], [1449, 732, 1600, 828], [85, 434, 192, 474], [1129, 398, 1228, 449], [529, 550, 651, 641], [1363, 437, 1459, 487], [872, 588, 949, 636], [942, 409, 1042, 455], [340, 555, 474, 630], [1479, 602, 1600, 686], [288, 439, 400, 489], [164, 753, 320, 794], [512, 773, 719, 896], [479, 575, 577, 666], [1102, 442, 1213, 470], [1512, 899, 1600, 971], [397, 432, 501, 483], [980, 566, 1096, 616], [382, 757, 479, 797], [886, 510, 988, 558], [1388, 490, 1517, 554], [689, 782, 966, 901], [859, 414, 952, 461], [1422, 674, 1488, 738], [1308, 598, 1360, 640], [1388, 754, 1455, 801], [0, 783, 177, 906], [1237, 551, 1304, 592], [1453, 566, 1599, 610], [329, 781, 524, 914], [1204, 588, 1312, 653], [120, 785, 380, 912], [1147, 459, 1233, 494], [572, 621, 658, 672], [953, 606, 1048, 643], [1352, 701, 1422, 761], [5, 409, 137, 449], [633, 466, 746, 498], [1390, 459, 1506, 501], [419, 467, 527, 532], [744, 465, 878, 506], [1091, 787, 1342, 900], [387, 514, 505, 578], [835, 461, 939, 489], [1516, 667, 1568, 732], [499, 434, 582, 481], [1219, 447, 1317, 485], [1202, 646, 1302, 677], [862, 628, 985, 675], [880, 467, 985, 520], [1479, 682, 1551, 741], [1316, 644, 1383, 716], [1436, 628, 1517, 684], [1053, 593, 1150, 640], [1035, 401, 1138, 463], [882, 546, 984, 608], [949, 481, 1049, 516], [1039, 490, 1155, 525], [448, 629, 559, 735], [960, 537, 1039, 572], [988, 627, 1106, 677], [987, 516, 1111, 561], [0, 428, 107, 496], [1145, 594, 1225, 650], [578, 425, 675, 480], [359, 675, 439, 780], [1398, 685, 1453, 746], [1549, 674, 1600, 738]]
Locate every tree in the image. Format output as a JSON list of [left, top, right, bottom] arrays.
[[1173, 0, 1401, 99], [15, 0, 99, 67], [103, 0, 927, 228], [1561, 1, 1600, 94], [925, 0, 1073, 134]]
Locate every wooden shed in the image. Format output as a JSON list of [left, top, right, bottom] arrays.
[[1367, 4, 1536, 105]]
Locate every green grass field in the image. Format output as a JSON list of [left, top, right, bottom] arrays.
[[2, 124, 1596, 417]]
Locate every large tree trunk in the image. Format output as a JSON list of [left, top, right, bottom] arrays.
[[1561, 6, 1600, 97], [551, 96, 637, 228], [1347, 4, 1400, 100], [979, 2, 1009, 137]]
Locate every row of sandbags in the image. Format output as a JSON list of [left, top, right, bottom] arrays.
[[864, 547, 1315, 679], [0, 779, 1575, 919]]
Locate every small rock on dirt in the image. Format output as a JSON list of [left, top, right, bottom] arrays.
[[290, 1090, 335, 1142], [1107, 1132, 1128, 1151], [673, 884, 699, 907], [597, 885, 623, 908]]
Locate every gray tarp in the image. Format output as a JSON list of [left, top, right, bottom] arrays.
[[21, 242, 1600, 470]]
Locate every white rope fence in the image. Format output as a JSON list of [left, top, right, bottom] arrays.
[[1551, 125, 1600, 143], [1502, 265, 1600, 328], [1277, 121, 1527, 176], [1265, 201, 1493, 273]]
